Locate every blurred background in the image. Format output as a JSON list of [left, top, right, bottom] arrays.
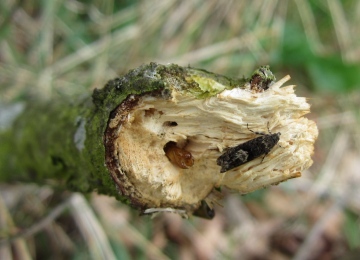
[[1, 0, 360, 259]]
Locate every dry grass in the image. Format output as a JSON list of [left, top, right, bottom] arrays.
[[1, 0, 360, 259]]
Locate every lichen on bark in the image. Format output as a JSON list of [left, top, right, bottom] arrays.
[[0, 63, 318, 218]]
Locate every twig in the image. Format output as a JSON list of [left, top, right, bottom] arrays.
[[68, 193, 117, 260], [0, 197, 70, 247], [293, 201, 341, 260]]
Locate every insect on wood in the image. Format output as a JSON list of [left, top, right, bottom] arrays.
[[164, 142, 194, 169], [217, 123, 281, 173]]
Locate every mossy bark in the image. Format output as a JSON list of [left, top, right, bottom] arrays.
[[0, 95, 121, 199]]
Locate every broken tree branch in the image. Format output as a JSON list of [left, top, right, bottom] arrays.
[[0, 63, 318, 218]]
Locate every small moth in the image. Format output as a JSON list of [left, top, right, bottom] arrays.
[[217, 124, 281, 173], [164, 142, 194, 169]]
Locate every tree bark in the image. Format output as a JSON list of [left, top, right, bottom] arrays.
[[0, 63, 318, 218]]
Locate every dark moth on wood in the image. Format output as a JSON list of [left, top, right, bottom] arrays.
[[217, 125, 281, 173]]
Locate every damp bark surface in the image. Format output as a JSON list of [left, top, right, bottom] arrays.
[[0, 63, 318, 217]]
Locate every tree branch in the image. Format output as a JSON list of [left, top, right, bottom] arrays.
[[0, 63, 318, 218]]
